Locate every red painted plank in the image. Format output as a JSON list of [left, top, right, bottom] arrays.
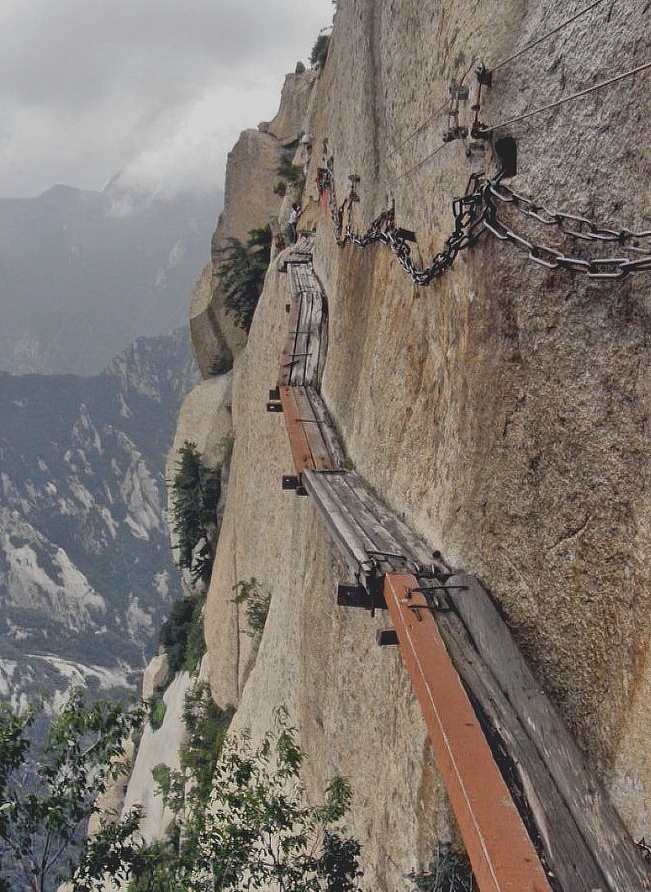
[[291, 388, 332, 469], [383, 573, 553, 892], [279, 386, 314, 474]]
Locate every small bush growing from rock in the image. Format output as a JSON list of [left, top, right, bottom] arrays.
[[233, 577, 271, 636], [410, 842, 477, 892]]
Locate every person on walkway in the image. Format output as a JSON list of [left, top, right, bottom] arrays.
[[288, 203, 301, 244]]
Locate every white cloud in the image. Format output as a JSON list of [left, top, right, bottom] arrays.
[[0, 0, 334, 197]]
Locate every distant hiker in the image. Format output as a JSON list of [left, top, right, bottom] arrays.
[[288, 203, 301, 244]]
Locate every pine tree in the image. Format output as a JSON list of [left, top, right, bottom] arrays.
[[170, 441, 220, 586], [217, 225, 272, 333]]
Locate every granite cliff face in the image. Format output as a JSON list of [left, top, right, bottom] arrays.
[[126, 1, 651, 884]]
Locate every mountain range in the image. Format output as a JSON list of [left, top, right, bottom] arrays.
[[0, 181, 222, 376], [0, 329, 201, 708]]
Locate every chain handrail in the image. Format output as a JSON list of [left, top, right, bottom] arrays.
[[317, 164, 489, 285], [316, 161, 651, 283]]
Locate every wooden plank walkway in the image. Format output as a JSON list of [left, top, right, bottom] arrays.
[[301, 467, 651, 888], [277, 239, 651, 892], [279, 386, 334, 474], [278, 260, 325, 388], [441, 574, 651, 892], [302, 468, 432, 578]]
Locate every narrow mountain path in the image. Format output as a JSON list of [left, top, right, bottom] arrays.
[[267, 235, 651, 892]]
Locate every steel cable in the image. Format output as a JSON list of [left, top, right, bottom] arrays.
[[482, 60, 651, 134], [488, 0, 612, 74]]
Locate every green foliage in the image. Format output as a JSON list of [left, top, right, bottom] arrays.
[[310, 33, 330, 68], [410, 843, 477, 892], [179, 682, 235, 804], [148, 691, 167, 731], [275, 155, 305, 202], [233, 577, 271, 636], [134, 710, 362, 892], [217, 225, 272, 333], [151, 764, 171, 799], [277, 155, 304, 184], [170, 440, 221, 587], [158, 592, 206, 676], [0, 692, 143, 892]]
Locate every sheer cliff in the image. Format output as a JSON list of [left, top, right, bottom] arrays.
[[128, 1, 651, 886]]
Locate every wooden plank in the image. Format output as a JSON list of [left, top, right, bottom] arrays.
[[279, 298, 300, 386], [279, 386, 315, 473], [305, 387, 344, 467], [446, 574, 651, 892], [291, 388, 332, 470], [383, 574, 554, 892], [322, 472, 410, 567], [428, 591, 608, 891], [342, 472, 436, 569], [301, 469, 375, 574], [304, 296, 323, 387]]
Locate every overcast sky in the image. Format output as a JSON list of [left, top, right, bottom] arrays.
[[0, 0, 334, 198]]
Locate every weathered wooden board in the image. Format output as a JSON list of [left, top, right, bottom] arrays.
[[344, 474, 436, 569], [279, 386, 317, 473], [384, 574, 554, 892], [446, 574, 651, 892], [279, 298, 300, 386], [427, 591, 609, 891], [304, 386, 344, 467], [290, 388, 332, 469], [319, 471, 409, 568], [302, 469, 375, 574], [281, 269, 325, 388]]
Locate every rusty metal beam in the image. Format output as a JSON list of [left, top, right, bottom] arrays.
[[383, 573, 553, 892]]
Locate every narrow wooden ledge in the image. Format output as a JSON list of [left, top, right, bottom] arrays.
[[383, 572, 553, 892]]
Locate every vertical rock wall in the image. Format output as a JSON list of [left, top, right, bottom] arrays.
[[193, 0, 651, 884]]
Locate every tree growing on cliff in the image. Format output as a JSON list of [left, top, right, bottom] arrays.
[[217, 225, 272, 333], [170, 440, 221, 587], [0, 692, 144, 892], [131, 710, 362, 892], [310, 33, 330, 69]]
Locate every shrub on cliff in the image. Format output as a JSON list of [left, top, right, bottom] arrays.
[[310, 33, 330, 69], [170, 440, 220, 587], [217, 225, 272, 333], [134, 710, 362, 892], [410, 842, 477, 892], [233, 577, 271, 636]]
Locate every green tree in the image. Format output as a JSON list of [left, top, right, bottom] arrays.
[[132, 711, 362, 892], [0, 692, 143, 892], [310, 34, 330, 69], [158, 593, 206, 676], [217, 225, 272, 333], [170, 440, 221, 587]]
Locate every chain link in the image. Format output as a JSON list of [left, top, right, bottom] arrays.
[[317, 164, 489, 285], [316, 161, 651, 283], [483, 184, 651, 279]]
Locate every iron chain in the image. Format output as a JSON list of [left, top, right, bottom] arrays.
[[317, 162, 651, 283], [318, 165, 488, 285]]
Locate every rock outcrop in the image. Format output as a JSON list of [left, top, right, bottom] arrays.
[[190, 71, 318, 376]]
